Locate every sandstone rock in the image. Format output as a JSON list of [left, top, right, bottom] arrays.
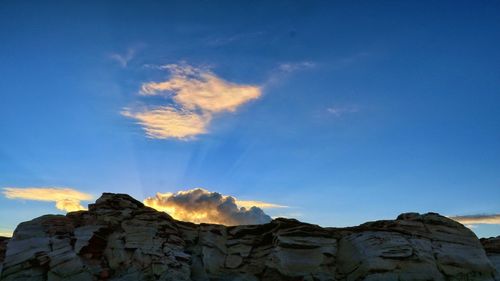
[[0, 215, 91, 281], [0, 237, 9, 275], [482, 236, 500, 280], [0, 193, 498, 281], [73, 225, 104, 254]]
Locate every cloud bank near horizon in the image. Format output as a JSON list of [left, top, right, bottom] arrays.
[[123, 63, 261, 140], [143, 188, 283, 225], [2, 187, 93, 212], [450, 214, 500, 226], [0, 230, 13, 238]]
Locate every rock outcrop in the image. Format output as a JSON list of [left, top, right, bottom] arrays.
[[0, 237, 9, 274], [0, 193, 498, 281], [482, 236, 500, 279]]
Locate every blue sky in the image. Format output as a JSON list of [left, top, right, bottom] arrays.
[[1, 0, 500, 237]]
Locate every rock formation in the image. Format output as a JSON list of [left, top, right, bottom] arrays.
[[0, 193, 498, 281], [0, 237, 8, 274], [482, 236, 500, 278]]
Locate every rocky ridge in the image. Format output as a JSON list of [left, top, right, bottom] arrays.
[[0, 193, 498, 281]]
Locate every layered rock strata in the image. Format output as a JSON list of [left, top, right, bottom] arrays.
[[0, 193, 498, 281], [482, 236, 500, 278]]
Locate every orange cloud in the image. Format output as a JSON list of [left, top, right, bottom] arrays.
[[141, 64, 261, 113], [124, 63, 262, 140], [450, 214, 500, 225], [235, 200, 287, 209], [2, 187, 92, 212], [122, 106, 211, 139], [143, 188, 282, 225]]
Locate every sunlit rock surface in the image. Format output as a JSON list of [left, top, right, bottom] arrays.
[[0, 193, 498, 281]]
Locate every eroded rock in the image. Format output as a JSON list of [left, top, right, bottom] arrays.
[[482, 236, 500, 280], [0, 193, 498, 281]]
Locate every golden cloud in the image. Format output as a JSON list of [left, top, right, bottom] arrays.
[[450, 214, 500, 225], [2, 187, 93, 212], [143, 188, 282, 225], [124, 63, 262, 140], [235, 200, 287, 209], [141, 64, 261, 113], [122, 106, 211, 139]]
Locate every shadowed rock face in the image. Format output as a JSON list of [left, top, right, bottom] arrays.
[[0, 193, 498, 281], [0, 237, 8, 274], [482, 236, 500, 278]]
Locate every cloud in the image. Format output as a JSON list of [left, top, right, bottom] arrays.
[[143, 188, 282, 225], [110, 48, 136, 68], [264, 61, 316, 87], [235, 200, 287, 209], [450, 214, 500, 225], [327, 105, 360, 117], [141, 64, 261, 113], [0, 229, 13, 237], [122, 106, 211, 139], [123, 63, 261, 140], [278, 61, 315, 73], [2, 187, 93, 212]]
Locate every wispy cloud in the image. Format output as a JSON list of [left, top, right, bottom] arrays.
[[327, 105, 360, 117], [123, 63, 262, 140], [235, 200, 287, 209], [2, 187, 93, 212], [122, 106, 211, 139], [278, 61, 316, 73], [143, 188, 283, 225], [450, 214, 500, 225], [264, 61, 316, 87], [110, 48, 136, 68]]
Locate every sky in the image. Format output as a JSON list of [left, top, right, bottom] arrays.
[[1, 0, 500, 238]]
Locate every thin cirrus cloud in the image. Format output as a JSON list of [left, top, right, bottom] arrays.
[[264, 61, 316, 87], [278, 61, 315, 73], [327, 105, 360, 117], [143, 188, 284, 225], [110, 48, 136, 68], [110, 45, 145, 68], [123, 63, 262, 140], [2, 187, 93, 212], [450, 214, 500, 225]]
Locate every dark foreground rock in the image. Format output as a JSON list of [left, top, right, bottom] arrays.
[[0, 193, 498, 281], [0, 237, 8, 274], [482, 236, 500, 277]]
